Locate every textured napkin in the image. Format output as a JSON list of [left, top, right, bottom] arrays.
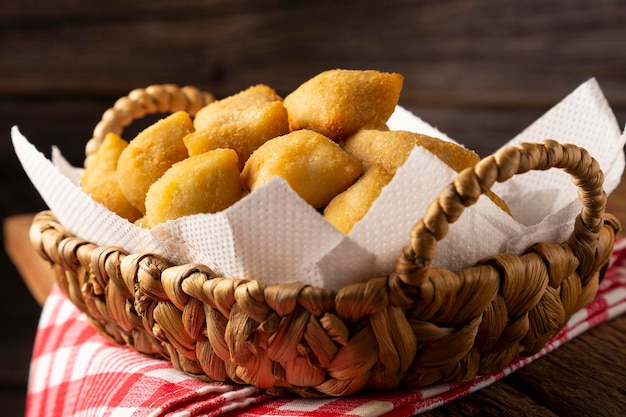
[[12, 78, 625, 290], [25, 239, 626, 417]]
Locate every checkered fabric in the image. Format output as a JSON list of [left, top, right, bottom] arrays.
[[26, 239, 626, 416]]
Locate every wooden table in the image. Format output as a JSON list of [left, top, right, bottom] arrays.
[[4, 177, 626, 416]]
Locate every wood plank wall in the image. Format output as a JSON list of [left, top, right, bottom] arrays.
[[2, 1, 625, 165], [1, 1, 625, 414]]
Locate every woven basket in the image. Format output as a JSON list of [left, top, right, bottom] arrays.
[[30, 84, 621, 397]]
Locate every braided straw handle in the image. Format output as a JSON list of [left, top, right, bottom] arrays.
[[84, 84, 215, 168], [393, 140, 608, 287]]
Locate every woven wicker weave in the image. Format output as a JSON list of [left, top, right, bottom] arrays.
[[30, 84, 621, 397]]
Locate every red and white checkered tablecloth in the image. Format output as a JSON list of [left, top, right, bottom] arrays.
[[26, 239, 626, 417]]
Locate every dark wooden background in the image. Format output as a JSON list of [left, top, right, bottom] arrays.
[[2, 1, 626, 415]]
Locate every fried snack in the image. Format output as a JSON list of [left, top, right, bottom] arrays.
[[81, 132, 142, 222], [184, 100, 290, 169], [193, 84, 283, 130], [283, 69, 404, 140], [82, 132, 128, 175], [145, 149, 243, 227], [344, 130, 480, 174], [323, 164, 393, 234], [241, 129, 363, 209], [344, 129, 511, 214], [117, 111, 194, 213]]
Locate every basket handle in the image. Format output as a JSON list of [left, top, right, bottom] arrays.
[[393, 139, 608, 287], [84, 84, 215, 167]]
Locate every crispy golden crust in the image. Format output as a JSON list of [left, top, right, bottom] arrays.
[[343, 130, 416, 174], [145, 149, 243, 227], [283, 69, 403, 140], [194, 84, 283, 130], [117, 111, 193, 214], [241, 129, 363, 209], [323, 164, 393, 234], [185, 101, 289, 169], [344, 129, 511, 215], [344, 130, 481, 174], [81, 133, 142, 222], [82, 132, 127, 175]]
